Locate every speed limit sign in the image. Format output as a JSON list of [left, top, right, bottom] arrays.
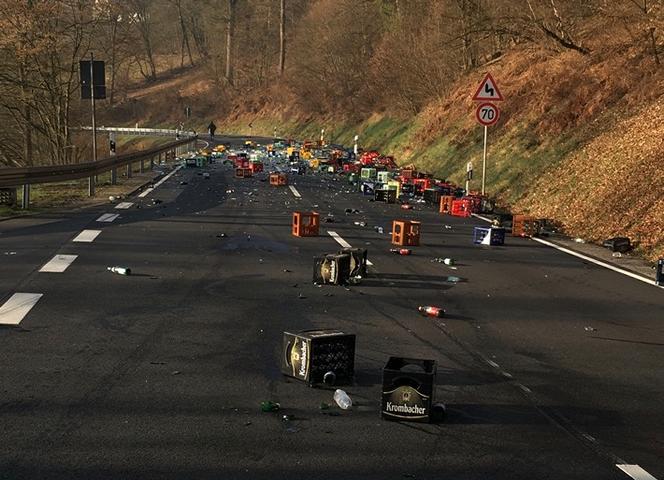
[[476, 102, 500, 126]]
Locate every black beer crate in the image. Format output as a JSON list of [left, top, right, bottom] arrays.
[[281, 329, 356, 386], [338, 248, 368, 278], [313, 253, 352, 285], [374, 188, 397, 204], [423, 187, 443, 205], [382, 357, 437, 423]]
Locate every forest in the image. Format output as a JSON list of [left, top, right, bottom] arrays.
[[0, 0, 660, 167]]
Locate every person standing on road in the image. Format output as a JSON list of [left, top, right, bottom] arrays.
[[208, 121, 217, 140]]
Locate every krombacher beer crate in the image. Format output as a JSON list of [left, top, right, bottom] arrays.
[[374, 188, 397, 204], [313, 253, 352, 285], [338, 247, 368, 278], [282, 329, 356, 386], [382, 357, 437, 423]]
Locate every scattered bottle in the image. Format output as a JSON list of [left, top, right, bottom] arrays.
[[401, 204, 413, 210], [443, 258, 455, 266], [390, 248, 412, 255], [333, 389, 352, 410], [446, 276, 461, 284], [323, 371, 337, 386], [374, 226, 384, 234], [260, 400, 280, 412], [107, 266, 131, 276], [418, 306, 445, 318]]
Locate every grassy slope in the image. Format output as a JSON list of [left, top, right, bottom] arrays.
[[103, 43, 664, 261]]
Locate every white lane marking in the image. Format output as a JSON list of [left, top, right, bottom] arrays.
[[532, 237, 662, 289], [138, 188, 153, 198], [39, 254, 78, 273], [501, 371, 513, 378], [0, 293, 43, 325], [96, 213, 119, 223], [289, 185, 301, 198], [115, 202, 133, 209], [73, 230, 101, 243], [486, 360, 500, 368], [327, 230, 352, 248], [471, 213, 662, 289], [327, 231, 374, 266], [139, 164, 184, 198], [517, 384, 532, 393], [617, 465, 658, 480]]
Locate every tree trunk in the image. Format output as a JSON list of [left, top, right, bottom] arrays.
[[648, 26, 660, 66], [279, 0, 285, 75], [225, 0, 237, 85], [18, 64, 32, 167]]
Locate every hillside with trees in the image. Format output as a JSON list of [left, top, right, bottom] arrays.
[[0, 0, 662, 259]]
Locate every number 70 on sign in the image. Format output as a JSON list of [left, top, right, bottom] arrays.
[[475, 102, 500, 127]]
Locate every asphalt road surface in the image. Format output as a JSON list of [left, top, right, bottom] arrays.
[[1, 136, 662, 480]]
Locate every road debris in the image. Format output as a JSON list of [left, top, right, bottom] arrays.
[[107, 266, 131, 275], [333, 389, 352, 410], [418, 306, 445, 318], [584, 326, 597, 332], [260, 401, 280, 412], [390, 248, 411, 255]]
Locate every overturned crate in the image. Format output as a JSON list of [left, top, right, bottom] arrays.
[[282, 329, 356, 386], [473, 226, 505, 246], [392, 220, 421, 247], [292, 211, 320, 237], [439, 195, 455, 214], [512, 215, 540, 237], [269, 173, 288, 186], [374, 188, 397, 204], [235, 167, 253, 178]]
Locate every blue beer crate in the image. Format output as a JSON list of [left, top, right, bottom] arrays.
[[473, 226, 505, 246]]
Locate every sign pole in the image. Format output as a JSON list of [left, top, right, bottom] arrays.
[[89, 52, 97, 197], [481, 125, 487, 195]]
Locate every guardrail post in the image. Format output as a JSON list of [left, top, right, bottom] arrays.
[[88, 176, 95, 196], [22, 184, 30, 209], [127, 162, 132, 178], [150, 155, 154, 170], [140, 158, 145, 173], [111, 168, 117, 185]]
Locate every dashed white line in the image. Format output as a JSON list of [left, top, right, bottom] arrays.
[[289, 185, 301, 198], [0, 293, 43, 325], [39, 254, 78, 273], [501, 371, 513, 379], [327, 231, 374, 266], [73, 230, 101, 243], [486, 359, 500, 368], [96, 213, 119, 223], [617, 464, 658, 480], [115, 202, 133, 209], [328, 230, 352, 248], [471, 213, 661, 289], [139, 164, 184, 198], [516, 383, 532, 393]]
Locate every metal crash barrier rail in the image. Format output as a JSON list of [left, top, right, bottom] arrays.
[[0, 136, 198, 208]]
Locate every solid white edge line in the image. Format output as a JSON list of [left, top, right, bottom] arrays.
[[617, 465, 658, 480], [532, 237, 661, 288], [0, 293, 43, 325], [289, 185, 301, 198], [139, 164, 184, 198], [326, 231, 374, 266], [72, 230, 101, 243], [471, 213, 661, 289], [138, 187, 153, 198], [39, 254, 78, 273]]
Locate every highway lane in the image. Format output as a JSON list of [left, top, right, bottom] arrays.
[[0, 144, 662, 479]]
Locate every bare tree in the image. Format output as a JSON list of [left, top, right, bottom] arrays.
[[225, 0, 238, 85], [279, 0, 286, 75]]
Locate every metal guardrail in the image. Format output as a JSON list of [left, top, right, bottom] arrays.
[[0, 136, 198, 208], [78, 126, 197, 137]]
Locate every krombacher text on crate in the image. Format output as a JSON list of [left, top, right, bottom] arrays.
[[382, 357, 437, 423], [281, 329, 356, 386]]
